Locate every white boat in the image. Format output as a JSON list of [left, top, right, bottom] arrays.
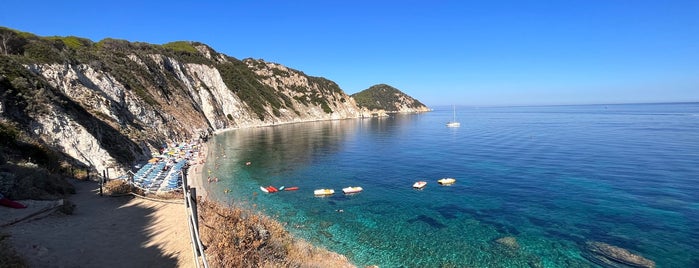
[[438, 178, 456, 185], [260, 186, 269, 193], [342, 186, 363, 194], [314, 189, 335, 196], [413, 181, 427, 189], [446, 105, 460, 127]]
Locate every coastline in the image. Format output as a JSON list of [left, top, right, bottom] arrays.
[[191, 132, 357, 267], [186, 141, 208, 201], [208, 109, 432, 136]]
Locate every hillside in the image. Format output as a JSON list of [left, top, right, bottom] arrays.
[[351, 84, 430, 113], [0, 27, 374, 197]]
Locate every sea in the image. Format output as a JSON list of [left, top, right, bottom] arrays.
[[201, 102, 699, 267]]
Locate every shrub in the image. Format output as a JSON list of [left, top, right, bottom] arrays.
[[0, 234, 28, 268], [162, 41, 198, 54], [104, 179, 132, 195], [198, 200, 354, 267]]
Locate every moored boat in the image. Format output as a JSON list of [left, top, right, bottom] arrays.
[[413, 181, 427, 189], [260, 186, 269, 193], [446, 105, 461, 127], [342, 186, 363, 194], [314, 189, 335, 196], [284, 186, 299, 191], [437, 178, 456, 185], [266, 186, 279, 193]]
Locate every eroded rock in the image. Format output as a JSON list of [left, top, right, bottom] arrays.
[[585, 241, 655, 268]]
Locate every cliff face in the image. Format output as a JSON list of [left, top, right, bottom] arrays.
[[0, 28, 373, 177], [351, 84, 431, 113]]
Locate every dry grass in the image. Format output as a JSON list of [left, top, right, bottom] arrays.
[[198, 200, 355, 268], [103, 179, 132, 195], [153, 190, 183, 200]]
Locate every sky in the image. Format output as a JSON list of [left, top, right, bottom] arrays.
[[2, 0, 698, 106]]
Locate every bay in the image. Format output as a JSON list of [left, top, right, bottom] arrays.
[[202, 103, 699, 267]]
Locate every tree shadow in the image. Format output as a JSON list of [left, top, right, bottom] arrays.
[[5, 180, 184, 267]]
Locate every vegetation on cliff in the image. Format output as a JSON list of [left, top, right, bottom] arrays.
[[351, 83, 427, 111], [0, 26, 330, 124]]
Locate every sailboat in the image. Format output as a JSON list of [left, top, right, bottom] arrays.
[[446, 105, 460, 127]]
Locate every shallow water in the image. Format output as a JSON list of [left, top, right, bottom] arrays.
[[202, 103, 699, 267]]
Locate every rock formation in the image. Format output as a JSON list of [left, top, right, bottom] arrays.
[[585, 241, 655, 268]]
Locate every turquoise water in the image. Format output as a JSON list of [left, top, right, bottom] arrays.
[[202, 103, 699, 267]]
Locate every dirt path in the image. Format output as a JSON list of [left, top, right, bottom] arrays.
[[3, 180, 194, 267]]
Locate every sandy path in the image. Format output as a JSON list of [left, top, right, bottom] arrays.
[[4, 180, 194, 267]]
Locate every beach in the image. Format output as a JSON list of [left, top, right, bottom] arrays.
[[186, 142, 209, 200], [3, 180, 195, 267]]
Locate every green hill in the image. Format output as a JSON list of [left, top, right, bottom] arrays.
[[351, 84, 428, 112]]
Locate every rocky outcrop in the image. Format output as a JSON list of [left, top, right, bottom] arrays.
[[584, 241, 655, 268], [244, 59, 366, 121]]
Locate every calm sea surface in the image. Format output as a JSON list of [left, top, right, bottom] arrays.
[[202, 103, 699, 267]]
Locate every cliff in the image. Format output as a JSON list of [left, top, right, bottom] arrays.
[[351, 84, 430, 113], [0, 27, 430, 195]]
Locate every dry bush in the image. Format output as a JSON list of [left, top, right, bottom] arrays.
[[198, 200, 355, 268], [153, 190, 183, 200], [103, 179, 132, 195], [0, 233, 28, 268], [72, 169, 90, 181], [0, 162, 74, 200]]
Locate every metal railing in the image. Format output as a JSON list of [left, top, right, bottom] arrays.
[[184, 186, 209, 268]]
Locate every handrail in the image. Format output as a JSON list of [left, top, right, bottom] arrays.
[[184, 187, 209, 268]]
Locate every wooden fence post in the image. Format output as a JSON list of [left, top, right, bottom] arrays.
[[189, 187, 201, 256], [100, 170, 105, 196], [190, 187, 198, 231], [182, 170, 188, 190]]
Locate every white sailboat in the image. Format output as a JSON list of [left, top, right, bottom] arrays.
[[446, 105, 460, 127]]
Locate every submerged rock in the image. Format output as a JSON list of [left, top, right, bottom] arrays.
[[495, 236, 520, 250], [406, 214, 446, 229], [585, 241, 655, 268]]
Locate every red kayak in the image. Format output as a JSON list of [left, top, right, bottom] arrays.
[[266, 186, 279, 193], [0, 197, 27, 209], [284, 186, 299, 191]]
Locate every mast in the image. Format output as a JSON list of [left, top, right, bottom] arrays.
[[452, 105, 456, 122]]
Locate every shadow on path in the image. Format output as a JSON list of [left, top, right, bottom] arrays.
[[4, 180, 183, 267]]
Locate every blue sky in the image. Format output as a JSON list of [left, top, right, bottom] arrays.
[[2, 1, 698, 106]]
